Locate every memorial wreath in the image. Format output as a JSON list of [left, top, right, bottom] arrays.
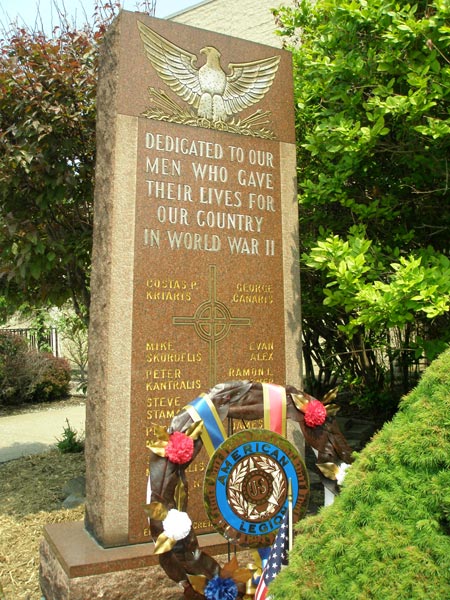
[[145, 380, 353, 599]]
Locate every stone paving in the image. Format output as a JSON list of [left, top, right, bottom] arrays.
[[0, 401, 85, 462]]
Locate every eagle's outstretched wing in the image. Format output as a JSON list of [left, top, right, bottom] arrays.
[[137, 21, 202, 109], [222, 56, 281, 116]]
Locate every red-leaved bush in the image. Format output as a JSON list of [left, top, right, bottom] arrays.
[[0, 332, 71, 405]]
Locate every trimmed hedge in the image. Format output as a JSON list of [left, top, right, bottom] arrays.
[[271, 349, 450, 599]]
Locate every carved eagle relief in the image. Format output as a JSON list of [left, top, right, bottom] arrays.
[[137, 20, 280, 132]]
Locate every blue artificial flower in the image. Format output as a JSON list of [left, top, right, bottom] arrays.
[[204, 576, 238, 600]]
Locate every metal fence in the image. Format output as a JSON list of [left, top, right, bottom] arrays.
[[0, 327, 60, 357]]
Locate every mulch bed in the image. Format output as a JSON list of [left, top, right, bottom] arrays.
[[0, 450, 85, 600]]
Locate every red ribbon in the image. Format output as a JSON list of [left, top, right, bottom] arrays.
[[263, 383, 287, 436]]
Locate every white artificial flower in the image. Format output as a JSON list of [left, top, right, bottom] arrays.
[[162, 509, 192, 541], [336, 462, 351, 486]]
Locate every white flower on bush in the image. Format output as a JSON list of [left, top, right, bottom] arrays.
[[162, 509, 192, 541], [336, 462, 351, 486]]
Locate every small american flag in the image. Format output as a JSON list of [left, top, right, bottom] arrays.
[[254, 510, 290, 600]]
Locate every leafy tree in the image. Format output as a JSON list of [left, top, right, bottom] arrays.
[[52, 304, 89, 393], [0, 1, 156, 324], [275, 0, 450, 412], [0, 17, 98, 322]]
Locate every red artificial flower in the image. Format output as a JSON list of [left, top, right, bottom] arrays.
[[304, 399, 327, 427], [165, 431, 194, 464]]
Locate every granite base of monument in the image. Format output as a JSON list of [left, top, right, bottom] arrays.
[[39, 522, 228, 600]]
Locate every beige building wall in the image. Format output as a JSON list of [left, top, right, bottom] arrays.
[[168, 0, 295, 47]]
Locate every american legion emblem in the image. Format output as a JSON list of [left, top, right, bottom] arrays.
[[204, 428, 309, 547]]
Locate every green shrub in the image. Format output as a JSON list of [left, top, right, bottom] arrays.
[[0, 331, 71, 405], [56, 419, 84, 453], [271, 349, 450, 600]]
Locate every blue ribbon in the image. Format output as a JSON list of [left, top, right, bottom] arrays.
[[188, 395, 226, 454]]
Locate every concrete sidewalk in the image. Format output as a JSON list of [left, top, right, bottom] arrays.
[[0, 402, 86, 463]]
